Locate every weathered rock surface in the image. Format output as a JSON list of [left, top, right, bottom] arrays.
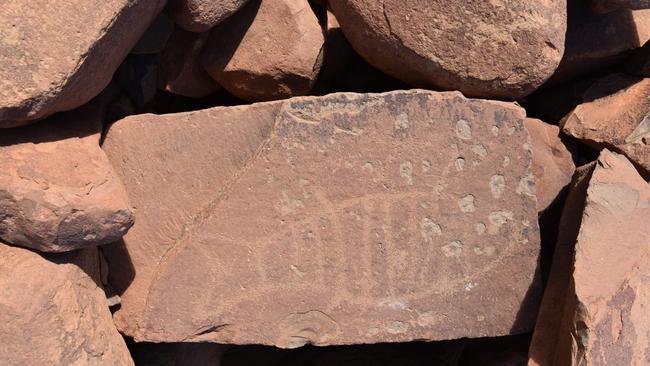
[[524, 118, 575, 211], [328, 0, 566, 99], [0, 93, 134, 252], [167, 0, 250, 32], [158, 28, 220, 98], [103, 90, 541, 347], [592, 0, 650, 13], [202, 0, 325, 102], [0, 0, 166, 128], [529, 150, 650, 365], [561, 74, 650, 176], [547, 2, 650, 84], [0, 244, 134, 365]]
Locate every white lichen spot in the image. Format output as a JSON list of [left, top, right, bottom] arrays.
[[422, 159, 431, 172], [475, 222, 486, 234], [507, 126, 516, 135], [455, 157, 465, 171], [362, 162, 374, 171], [420, 201, 429, 209], [522, 219, 530, 227], [458, 194, 475, 213], [464, 282, 477, 291], [442, 241, 463, 257], [473, 246, 483, 255], [394, 112, 409, 132], [400, 161, 413, 185], [491, 125, 499, 136], [387, 321, 409, 334], [471, 144, 488, 158], [345, 160, 354, 168], [489, 210, 514, 227], [502, 156, 511, 167], [522, 142, 533, 152], [421, 217, 442, 242], [417, 311, 437, 327], [279, 191, 304, 215], [489, 175, 505, 199], [516, 173, 536, 197], [456, 119, 472, 140]]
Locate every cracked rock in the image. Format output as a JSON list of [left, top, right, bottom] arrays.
[[167, 0, 251, 32], [0, 91, 134, 252], [102, 90, 541, 347]]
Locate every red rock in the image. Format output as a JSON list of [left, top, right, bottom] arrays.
[[167, 0, 250, 32], [158, 28, 220, 98], [328, 0, 566, 99], [0, 0, 166, 128], [201, 0, 325, 102], [547, 3, 650, 84], [524, 118, 575, 211], [0, 244, 134, 365], [529, 149, 650, 365], [560, 74, 650, 176], [103, 90, 541, 347], [0, 92, 134, 252], [591, 0, 650, 13]]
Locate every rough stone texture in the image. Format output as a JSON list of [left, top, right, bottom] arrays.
[[158, 28, 220, 98], [592, 0, 650, 13], [103, 90, 541, 347], [529, 150, 650, 365], [167, 0, 250, 32], [0, 0, 166, 128], [560, 74, 650, 176], [0, 92, 134, 252], [547, 2, 650, 85], [202, 0, 325, 102], [524, 118, 575, 211], [0, 244, 134, 365], [328, 0, 566, 100]]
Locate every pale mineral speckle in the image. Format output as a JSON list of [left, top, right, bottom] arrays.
[[458, 194, 475, 212], [456, 119, 472, 140], [421, 159, 431, 172], [516, 173, 536, 197], [489, 210, 514, 227], [442, 241, 463, 257], [421, 217, 442, 242], [387, 321, 409, 334], [362, 162, 374, 171], [473, 246, 483, 255], [455, 157, 465, 171], [489, 175, 505, 199], [475, 222, 486, 234], [471, 144, 487, 158], [464, 282, 477, 291], [502, 156, 511, 167], [400, 161, 413, 185], [394, 112, 409, 131], [491, 125, 499, 136], [279, 191, 304, 215], [522, 142, 533, 152]]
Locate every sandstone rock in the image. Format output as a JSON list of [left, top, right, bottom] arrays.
[[328, 0, 566, 100], [560, 74, 650, 176], [0, 93, 134, 252], [130, 14, 174, 55], [0, 0, 166, 128], [592, 0, 650, 13], [524, 118, 575, 211], [201, 0, 325, 102], [167, 0, 250, 32], [0, 244, 134, 365], [158, 28, 220, 98], [529, 150, 650, 365], [547, 2, 650, 84], [103, 90, 541, 347]]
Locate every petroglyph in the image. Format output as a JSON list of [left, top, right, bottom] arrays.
[[103, 90, 540, 346]]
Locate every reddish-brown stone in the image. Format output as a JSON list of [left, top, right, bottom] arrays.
[[103, 90, 541, 347], [561, 74, 650, 176], [0, 244, 134, 365], [201, 0, 325, 102], [0, 92, 134, 252], [157, 28, 220, 98], [0, 0, 166, 128], [529, 150, 650, 365], [328, 0, 566, 99], [524, 118, 575, 211], [167, 0, 250, 32]]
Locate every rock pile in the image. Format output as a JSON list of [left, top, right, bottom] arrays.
[[0, 1, 648, 365]]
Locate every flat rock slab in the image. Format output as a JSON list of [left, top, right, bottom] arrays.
[[103, 90, 541, 347], [0, 244, 134, 365], [529, 150, 650, 365], [0, 92, 134, 252], [0, 0, 165, 127]]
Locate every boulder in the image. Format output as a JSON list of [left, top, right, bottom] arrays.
[[0, 244, 134, 365], [547, 1, 650, 85], [591, 0, 650, 13], [328, 0, 566, 99], [167, 0, 250, 32], [158, 28, 220, 98], [524, 118, 575, 211], [0, 0, 166, 128], [0, 92, 134, 252], [529, 150, 650, 365], [201, 0, 325, 102], [102, 90, 541, 347], [560, 74, 650, 176]]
